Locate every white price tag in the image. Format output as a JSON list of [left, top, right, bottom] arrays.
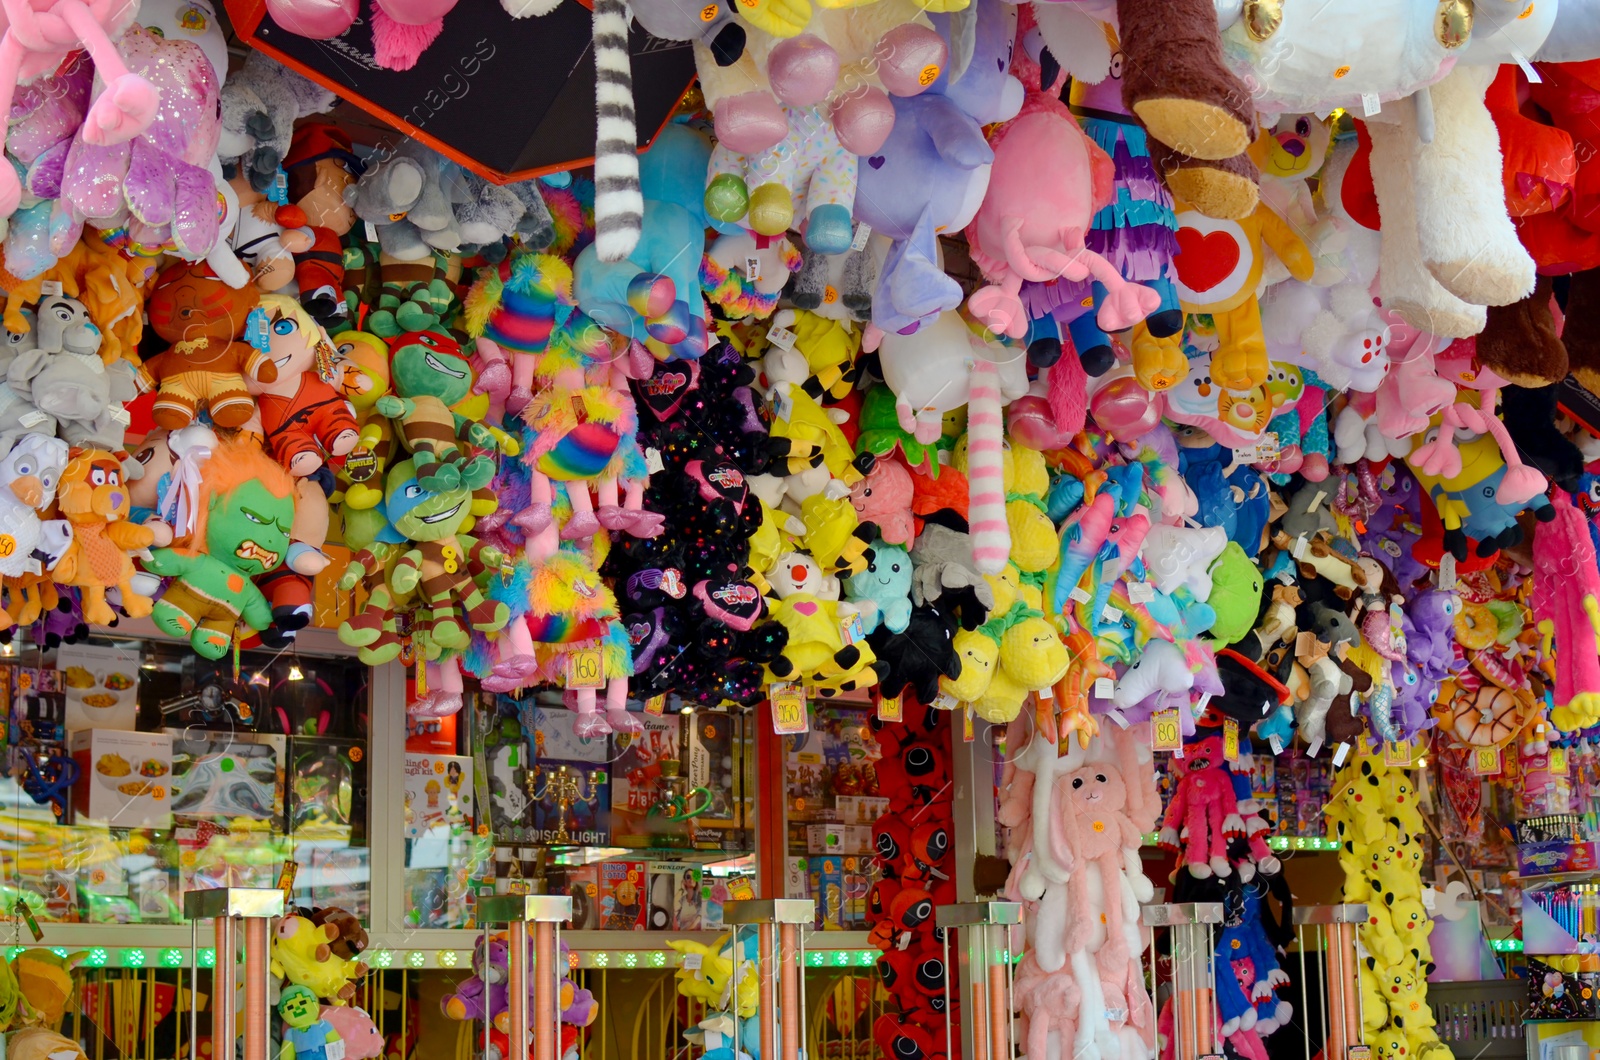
[[38, 281, 61, 296], [1362, 92, 1382, 116], [850, 223, 872, 252], [683, 953, 703, 970], [1101, 604, 1121, 624], [1439, 552, 1456, 591], [1269, 733, 1285, 757], [1128, 582, 1155, 603], [766, 325, 797, 351], [364, 221, 378, 242], [1514, 50, 1542, 83], [1332, 742, 1351, 767], [1292, 536, 1309, 559], [644, 447, 665, 474], [1094, 677, 1114, 699], [1068, 586, 1090, 604], [1307, 738, 1323, 761]]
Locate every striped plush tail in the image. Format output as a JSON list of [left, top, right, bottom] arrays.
[[593, 0, 643, 263], [969, 358, 1011, 575]]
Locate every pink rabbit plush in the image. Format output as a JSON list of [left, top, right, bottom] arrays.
[[1014, 952, 1081, 1060], [1156, 734, 1242, 879]]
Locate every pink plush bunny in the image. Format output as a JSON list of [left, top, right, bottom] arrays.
[[1014, 952, 1081, 1060], [964, 9, 1161, 342], [0, 0, 159, 214], [1156, 735, 1240, 879]]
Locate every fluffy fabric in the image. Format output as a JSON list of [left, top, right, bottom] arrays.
[[370, 7, 443, 71], [966, 359, 1009, 575], [591, 0, 643, 263]]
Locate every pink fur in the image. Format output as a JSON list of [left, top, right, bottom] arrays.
[[1156, 736, 1240, 879], [967, 358, 1010, 575], [370, 5, 443, 70]]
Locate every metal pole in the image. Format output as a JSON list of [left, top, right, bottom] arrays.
[[986, 925, 1005, 1060], [796, 926, 809, 1060], [242, 917, 269, 1060], [730, 925, 742, 1060], [533, 921, 556, 1060], [213, 916, 237, 1060], [969, 929, 989, 1060], [941, 927, 953, 1060], [189, 917, 199, 1060], [779, 923, 800, 1060], [1297, 925, 1310, 1060], [758, 923, 777, 1060], [483, 922, 492, 1060], [509, 919, 530, 1060]]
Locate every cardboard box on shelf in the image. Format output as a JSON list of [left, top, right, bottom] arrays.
[[59, 643, 141, 734], [526, 706, 611, 764], [813, 856, 844, 930], [560, 864, 600, 929], [168, 731, 284, 823], [610, 715, 682, 847], [646, 862, 703, 931], [599, 861, 647, 930], [529, 760, 608, 846], [288, 738, 363, 841], [836, 796, 889, 825], [70, 729, 172, 829], [403, 753, 474, 839]]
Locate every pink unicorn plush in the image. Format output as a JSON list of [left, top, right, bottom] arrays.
[[964, 8, 1161, 343], [0, 0, 160, 214]]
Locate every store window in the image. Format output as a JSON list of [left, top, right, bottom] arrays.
[[0, 625, 369, 926]]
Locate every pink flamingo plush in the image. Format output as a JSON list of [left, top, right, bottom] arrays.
[[0, 0, 159, 213], [1156, 734, 1241, 879]]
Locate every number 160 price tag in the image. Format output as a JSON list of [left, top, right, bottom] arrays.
[[565, 649, 604, 690]]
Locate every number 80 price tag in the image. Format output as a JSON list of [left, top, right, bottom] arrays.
[[1152, 710, 1182, 753]]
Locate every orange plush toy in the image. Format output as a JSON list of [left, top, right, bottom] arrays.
[[52, 449, 157, 625]]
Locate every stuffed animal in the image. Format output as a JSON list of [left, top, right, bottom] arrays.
[[270, 914, 359, 1003], [245, 294, 359, 475], [318, 1005, 383, 1060], [375, 330, 499, 492], [142, 439, 297, 658], [1157, 733, 1241, 879], [845, 543, 913, 635], [850, 456, 915, 548], [50, 449, 155, 626], [0, 434, 71, 630], [764, 550, 883, 695], [140, 262, 274, 430], [217, 50, 335, 194]]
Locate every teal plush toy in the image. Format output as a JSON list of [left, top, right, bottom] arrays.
[[845, 544, 914, 635], [573, 122, 712, 362]]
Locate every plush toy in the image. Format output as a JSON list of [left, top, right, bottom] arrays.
[[376, 330, 499, 492], [49, 449, 155, 626], [217, 50, 335, 194], [0, 434, 71, 629], [141, 440, 296, 657], [318, 1005, 384, 1060], [845, 543, 913, 635], [140, 263, 273, 429], [850, 456, 915, 548], [1533, 489, 1600, 732], [271, 914, 359, 1003], [705, 106, 857, 253], [246, 294, 359, 475], [278, 985, 342, 1060], [764, 550, 882, 695], [1158, 733, 1241, 879]]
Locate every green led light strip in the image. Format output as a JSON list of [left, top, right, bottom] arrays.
[[1142, 833, 1339, 851]]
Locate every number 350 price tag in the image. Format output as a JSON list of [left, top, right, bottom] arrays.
[[565, 649, 604, 690], [769, 682, 809, 734]]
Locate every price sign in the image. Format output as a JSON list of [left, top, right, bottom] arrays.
[[566, 649, 604, 690], [1384, 740, 1413, 767], [877, 693, 903, 723], [1224, 719, 1240, 763], [1552, 747, 1570, 775], [645, 695, 666, 716], [770, 683, 809, 734], [727, 877, 755, 901], [1472, 746, 1502, 776], [963, 703, 974, 743], [1152, 710, 1182, 753]]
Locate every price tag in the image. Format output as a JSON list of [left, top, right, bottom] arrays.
[[1514, 49, 1542, 83], [1292, 535, 1309, 560], [15, 899, 41, 942], [877, 692, 903, 723], [1036, 681, 1053, 700], [566, 649, 604, 690], [38, 281, 61, 297], [1101, 604, 1122, 624], [1472, 745, 1502, 776], [1127, 582, 1155, 604], [1552, 747, 1570, 775], [645, 695, 666, 716], [1152, 710, 1182, 753], [1333, 742, 1351, 768], [766, 324, 797, 351], [1439, 552, 1456, 591], [850, 222, 872, 252], [840, 612, 864, 646], [745, 256, 762, 283], [644, 447, 665, 474], [1269, 732, 1285, 757], [364, 220, 378, 243], [276, 859, 299, 901], [1385, 739, 1412, 767], [682, 952, 703, 970], [770, 682, 809, 734], [1362, 92, 1382, 116], [931, 691, 960, 711], [727, 877, 754, 901], [1068, 586, 1091, 604], [1224, 718, 1240, 763], [1094, 677, 1115, 699], [963, 703, 974, 743]]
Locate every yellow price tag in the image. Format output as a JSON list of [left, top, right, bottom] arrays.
[[1552, 747, 1570, 775], [770, 682, 809, 734], [963, 703, 974, 743], [878, 692, 903, 723], [645, 695, 666, 716], [1152, 710, 1181, 753], [1472, 746, 1502, 776], [566, 649, 604, 690], [1224, 718, 1240, 763], [1385, 740, 1413, 767]]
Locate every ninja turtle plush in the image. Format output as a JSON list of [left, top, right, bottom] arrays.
[[375, 330, 500, 492]]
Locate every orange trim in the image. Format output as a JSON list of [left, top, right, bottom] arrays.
[[221, 0, 693, 185], [756, 699, 786, 898]]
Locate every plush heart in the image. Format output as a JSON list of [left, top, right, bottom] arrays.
[[634, 359, 700, 421], [867, 156, 886, 170], [1174, 227, 1241, 294], [695, 579, 766, 630]]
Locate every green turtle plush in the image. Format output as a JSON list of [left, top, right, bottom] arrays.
[[1205, 541, 1266, 647]]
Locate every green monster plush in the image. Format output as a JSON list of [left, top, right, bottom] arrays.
[[337, 458, 506, 660], [1204, 541, 1267, 648], [143, 440, 297, 658], [373, 329, 499, 492]]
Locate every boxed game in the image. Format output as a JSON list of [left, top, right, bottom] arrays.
[[813, 856, 844, 930], [700, 877, 728, 930], [646, 862, 703, 931], [560, 864, 600, 928], [71, 729, 172, 829], [58, 643, 141, 733], [288, 738, 364, 841], [599, 861, 647, 930], [168, 731, 284, 822], [529, 760, 608, 845], [403, 753, 474, 839], [687, 714, 739, 836], [609, 714, 683, 846], [786, 857, 811, 901], [485, 731, 536, 842]]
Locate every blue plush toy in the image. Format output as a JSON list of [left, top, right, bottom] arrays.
[[845, 544, 914, 635], [573, 122, 712, 362]]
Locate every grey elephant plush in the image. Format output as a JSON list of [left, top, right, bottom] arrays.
[[349, 142, 534, 260], [7, 295, 139, 451], [219, 52, 336, 194]]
